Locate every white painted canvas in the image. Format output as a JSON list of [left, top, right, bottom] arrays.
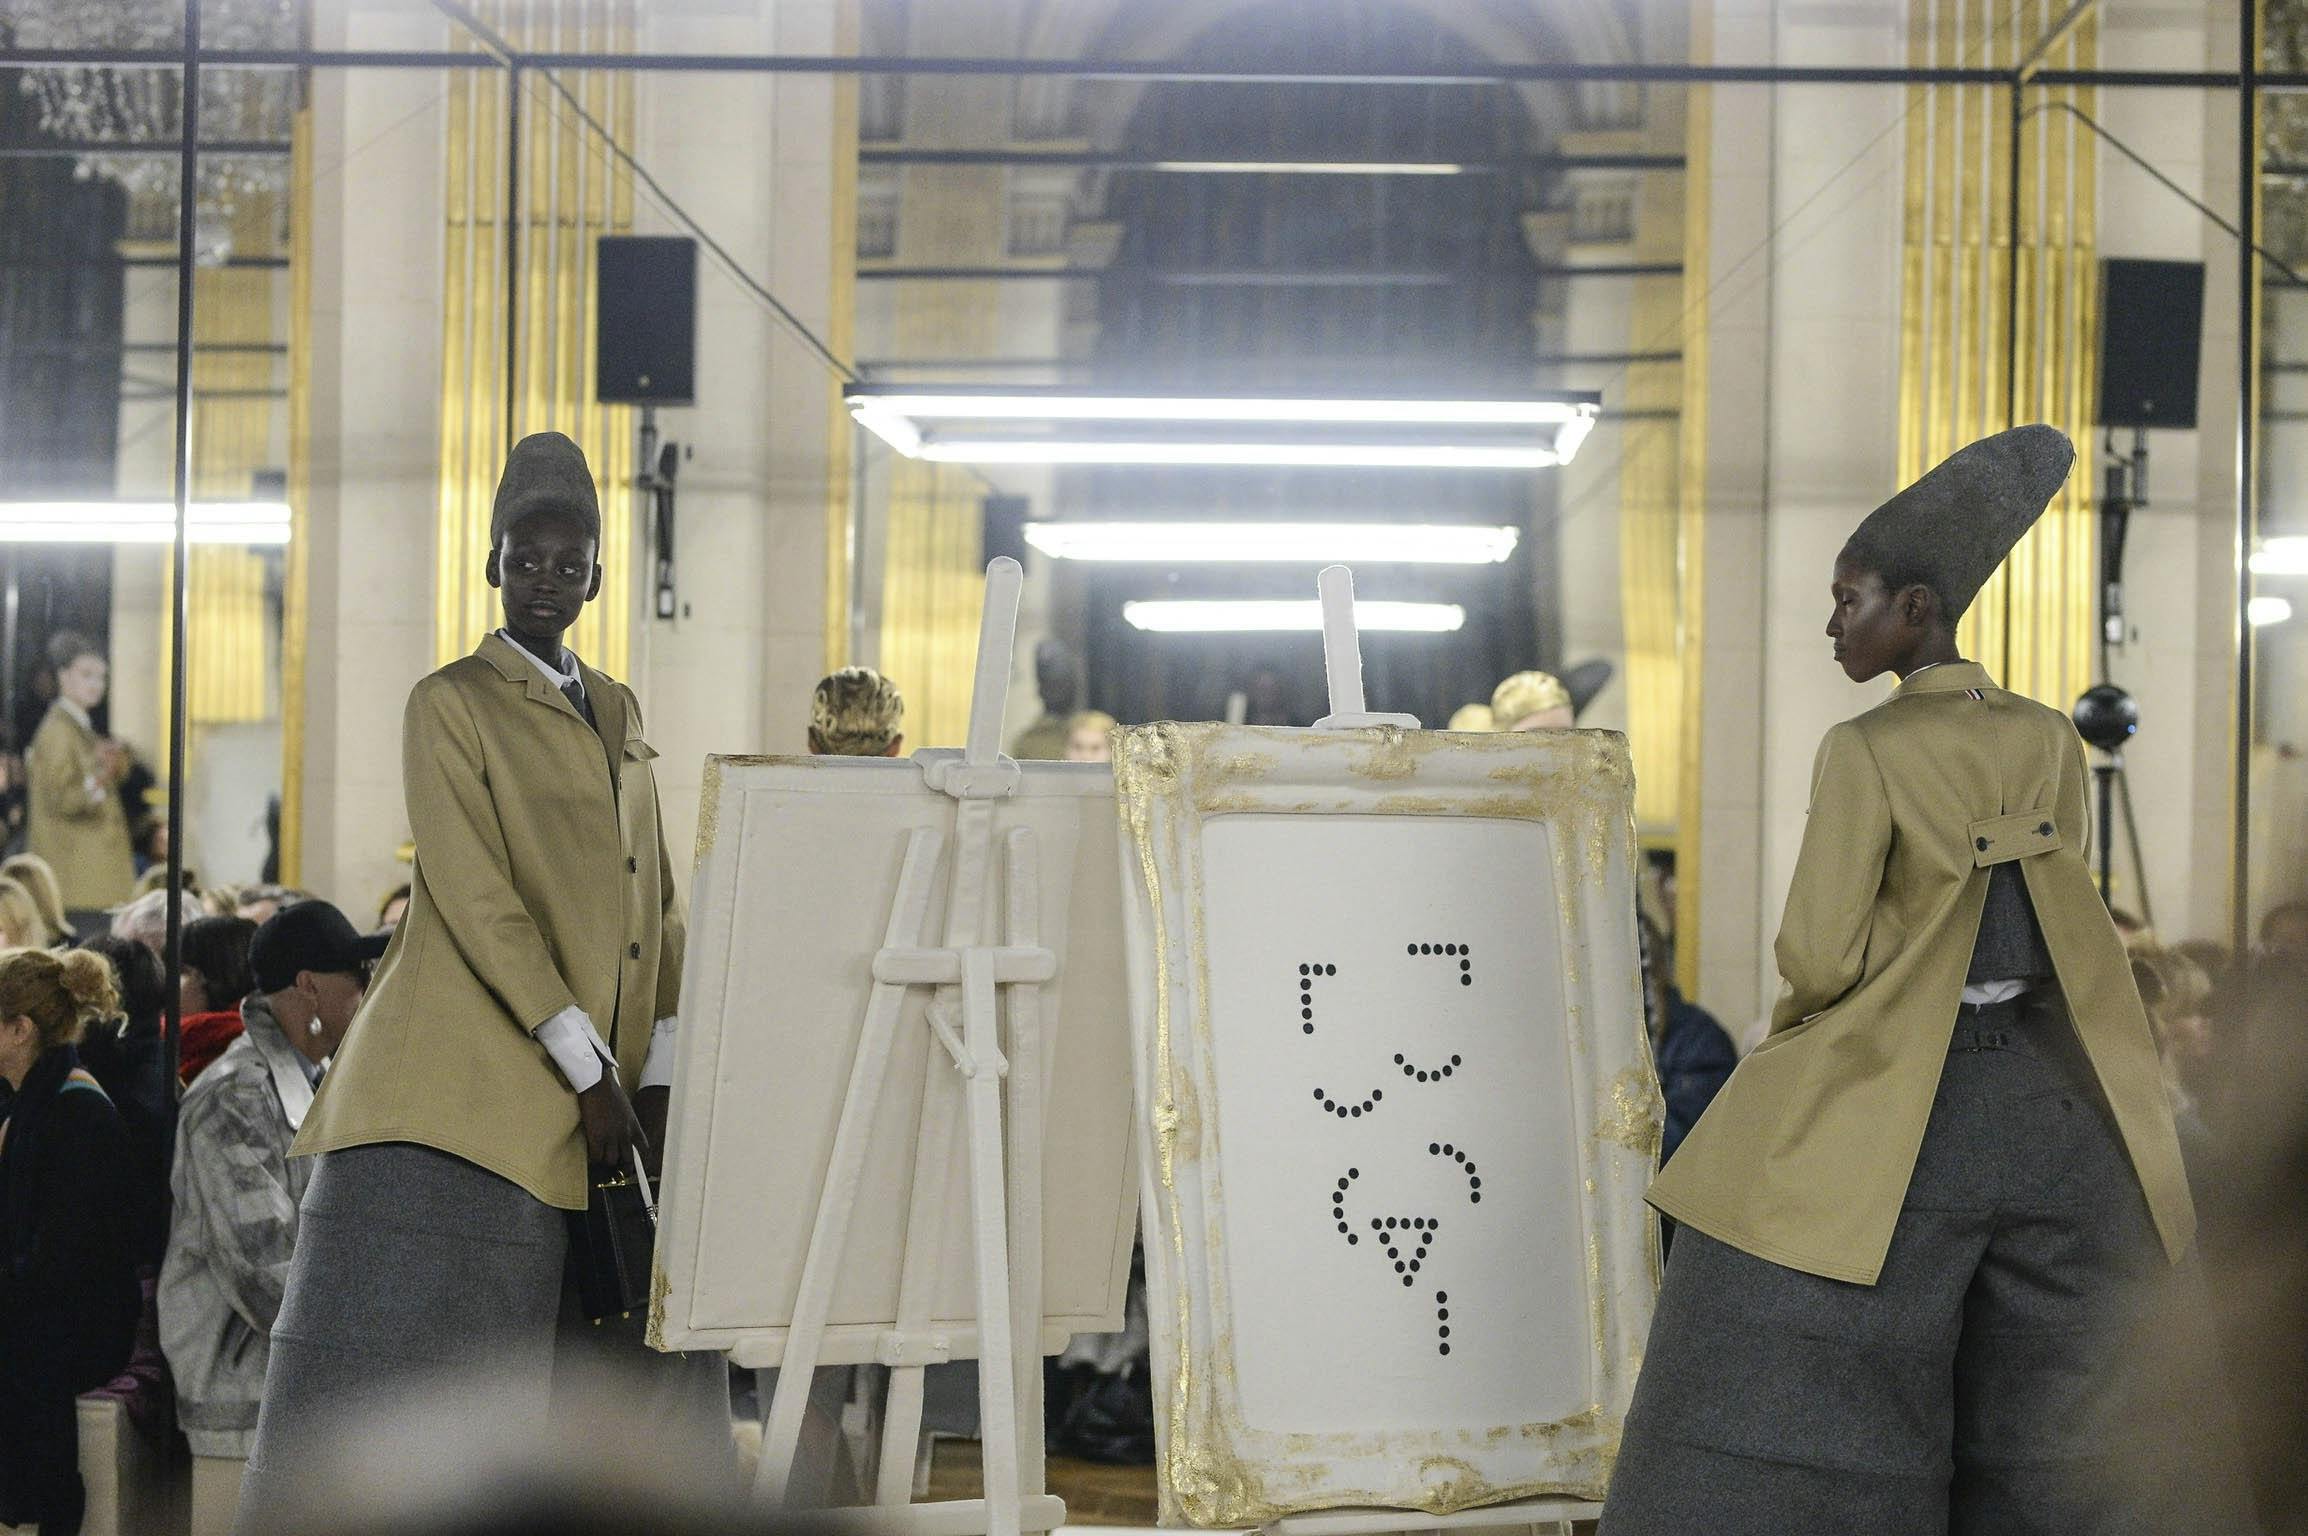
[[651, 753, 1136, 1366], [1114, 724, 1660, 1525]]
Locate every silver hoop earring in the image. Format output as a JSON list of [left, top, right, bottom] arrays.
[[307, 1018, 324, 1038]]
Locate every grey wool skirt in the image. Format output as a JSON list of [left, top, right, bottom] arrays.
[[1602, 993, 2258, 1536], [235, 1142, 730, 1534]]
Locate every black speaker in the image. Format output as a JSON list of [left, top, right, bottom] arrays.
[[2097, 258, 2202, 429], [982, 494, 1029, 566], [596, 236, 697, 405]]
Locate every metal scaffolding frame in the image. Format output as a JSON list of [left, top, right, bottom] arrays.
[[0, 12, 2272, 955]]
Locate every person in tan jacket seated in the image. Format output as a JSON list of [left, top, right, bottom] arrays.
[[1603, 427, 2254, 1535], [234, 433, 729, 1531], [25, 632, 135, 913]]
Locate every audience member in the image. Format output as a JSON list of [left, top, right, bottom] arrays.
[[1445, 703, 1495, 732], [0, 948, 140, 1535], [1490, 670, 1574, 731], [2108, 905, 2155, 951], [376, 884, 411, 932], [24, 632, 136, 913], [132, 862, 201, 901], [1636, 916, 1738, 1167], [75, 934, 174, 1269], [1008, 639, 1080, 761], [232, 886, 301, 927], [807, 668, 905, 758], [1065, 709, 1118, 764], [110, 888, 172, 954], [2, 854, 72, 946], [2262, 899, 2308, 961], [162, 901, 372, 1536], [2132, 952, 2214, 1189], [179, 916, 260, 1085], [0, 875, 51, 951]]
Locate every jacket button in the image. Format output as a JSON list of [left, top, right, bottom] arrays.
[[627, 857, 638, 874], [2037, 822, 2052, 836], [1975, 836, 1990, 852], [629, 943, 642, 960]]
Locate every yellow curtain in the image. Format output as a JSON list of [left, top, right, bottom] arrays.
[[1900, 0, 2098, 709], [876, 459, 983, 749], [437, 0, 636, 676]]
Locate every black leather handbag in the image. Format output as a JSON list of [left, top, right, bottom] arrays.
[[567, 1154, 658, 1326]]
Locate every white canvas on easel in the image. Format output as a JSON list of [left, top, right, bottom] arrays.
[[1115, 568, 1662, 1529], [651, 559, 1135, 1536]]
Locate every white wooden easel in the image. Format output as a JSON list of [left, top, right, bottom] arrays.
[[1282, 566, 1597, 1536], [751, 556, 1061, 1536]]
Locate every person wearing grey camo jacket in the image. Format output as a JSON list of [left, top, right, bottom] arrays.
[[159, 901, 377, 1536]]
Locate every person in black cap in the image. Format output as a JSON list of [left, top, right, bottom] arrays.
[[237, 432, 720, 1532], [1606, 426, 2255, 1533], [162, 900, 382, 1534]]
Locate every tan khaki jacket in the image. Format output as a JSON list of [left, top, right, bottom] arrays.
[[1648, 661, 2194, 1283], [25, 704, 135, 910], [294, 634, 684, 1209]]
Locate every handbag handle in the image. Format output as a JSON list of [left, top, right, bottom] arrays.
[[629, 1145, 657, 1220]]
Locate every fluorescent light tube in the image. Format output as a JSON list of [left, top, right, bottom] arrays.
[[1123, 599, 1465, 633], [1151, 160, 1466, 176], [2248, 595, 2294, 627], [850, 392, 1593, 426], [2251, 536, 2308, 576], [0, 501, 291, 546], [1022, 521, 1518, 564], [914, 440, 1574, 469]]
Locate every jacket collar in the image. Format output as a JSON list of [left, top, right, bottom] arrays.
[[240, 995, 316, 1130], [474, 632, 629, 781], [1893, 658, 1997, 699]]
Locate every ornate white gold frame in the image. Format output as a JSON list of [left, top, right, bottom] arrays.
[[1113, 720, 1662, 1527]]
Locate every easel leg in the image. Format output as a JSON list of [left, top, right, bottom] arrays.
[[1002, 827, 1049, 1496], [753, 827, 945, 1507], [958, 944, 1023, 1536]]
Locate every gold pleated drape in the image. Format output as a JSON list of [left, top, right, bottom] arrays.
[[436, 0, 636, 674], [160, 196, 281, 742], [876, 459, 983, 749], [1899, 0, 2098, 708]]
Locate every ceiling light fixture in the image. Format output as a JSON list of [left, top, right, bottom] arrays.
[[2248, 595, 2294, 627], [1150, 160, 1467, 176], [2250, 536, 2308, 576], [1023, 521, 1518, 564], [846, 387, 1600, 471], [0, 501, 291, 546], [1122, 599, 1465, 634]]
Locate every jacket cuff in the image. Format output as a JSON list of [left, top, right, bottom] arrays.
[[535, 1006, 613, 1093]]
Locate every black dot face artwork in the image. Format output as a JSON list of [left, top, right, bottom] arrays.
[[1304, 944, 1485, 1358]]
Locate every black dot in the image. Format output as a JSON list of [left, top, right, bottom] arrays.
[[1339, 1176, 1350, 1188], [1337, 1222, 1348, 1233], [1470, 1178, 1481, 1190], [1372, 1089, 1383, 1101], [1465, 1163, 1476, 1174], [1313, 1089, 1324, 1100], [1470, 1193, 1481, 1204], [1325, 965, 1335, 976], [1417, 1071, 1429, 1082], [1302, 1008, 1313, 1019], [1428, 1143, 1441, 1154], [1439, 1326, 1450, 1339], [1347, 1233, 1358, 1245], [1443, 1144, 1454, 1156], [1438, 1308, 1449, 1320], [1461, 976, 1472, 986], [1403, 1275, 1415, 1287], [1393, 1054, 1405, 1064], [1394, 1261, 1406, 1273], [1336, 1105, 1349, 1117], [1451, 1056, 1462, 1066], [1350, 1106, 1361, 1117], [1415, 1249, 1427, 1261], [1300, 964, 1310, 976], [1406, 944, 1416, 955], [1438, 1343, 1450, 1354], [1419, 944, 1431, 955], [1303, 1023, 1314, 1034], [1348, 1169, 1359, 1179], [1437, 1292, 1448, 1303], [1332, 1190, 1343, 1201], [1371, 1219, 1383, 1230], [1385, 1218, 1397, 1229]]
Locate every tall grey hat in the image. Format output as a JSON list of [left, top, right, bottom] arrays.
[[1843, 423, 2075, 620], [490, 431, 601, 547]]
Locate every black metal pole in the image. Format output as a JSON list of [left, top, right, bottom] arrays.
[[503, 63, 521, 441], [2095, 757, 2118, 904], [2005, 78, 2025, 683], [2236, 3, 2259, 961], [161, 0, 200, 1092]]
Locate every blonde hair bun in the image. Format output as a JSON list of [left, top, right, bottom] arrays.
[[57, 948, 122, 1027]]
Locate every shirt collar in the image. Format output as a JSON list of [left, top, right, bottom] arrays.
[[56, 699, 92, 731], [1893, 658, 1996, 698], [493, 629, 582, 692]]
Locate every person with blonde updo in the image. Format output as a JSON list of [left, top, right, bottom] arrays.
[[808, 667, 905, 758], [1490, 670, 1575, 731], [0, 877, 51, 952], [0, 947, 141, 1534], [1065, 709, 1118, 764]]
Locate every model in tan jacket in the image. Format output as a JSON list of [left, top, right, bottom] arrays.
[[292, 629, 682, 1209], [25, 640, 135, 911], [1645, 660, 2193, 1283]]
